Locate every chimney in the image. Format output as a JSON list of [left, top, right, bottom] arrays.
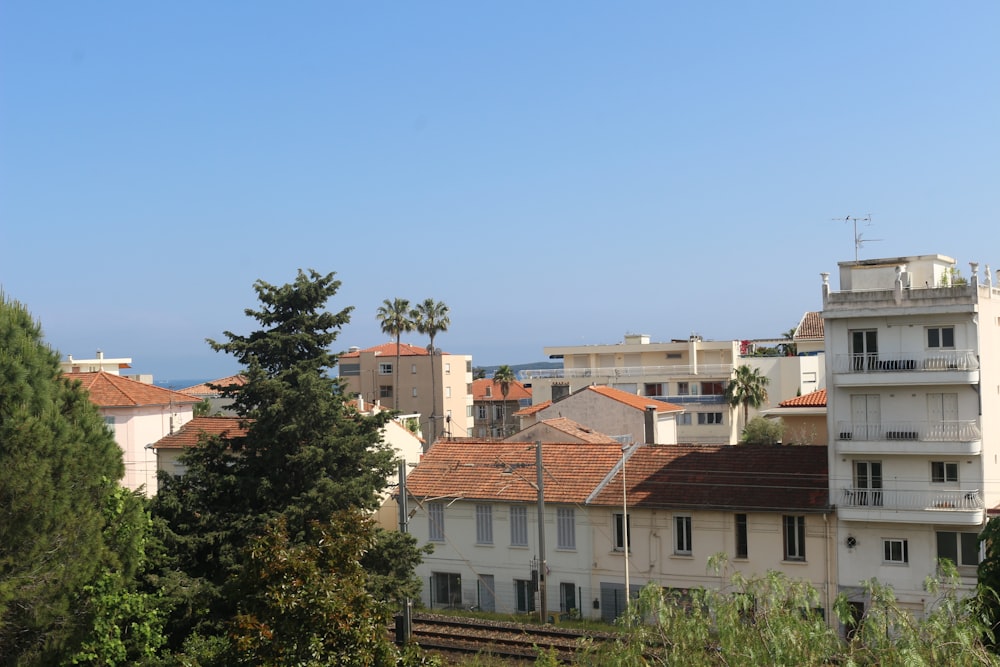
[[644, 405, 657, 445]]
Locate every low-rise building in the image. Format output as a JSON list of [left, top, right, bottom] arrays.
[[471, 377, 532, 438]]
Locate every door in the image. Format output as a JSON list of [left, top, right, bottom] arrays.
[[560, 582, 577, 614], [850, 394, 881, 440], [477, 574, 496, 613], [851, 330, 878, 370], [927, 393, 959, 440], [854, 461, 883, 506]]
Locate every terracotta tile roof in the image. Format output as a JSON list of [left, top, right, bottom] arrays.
[[65, 371, 201, 408], [779, 389, 827, 408], [514, 400, 551, 417], [535, 418, 620, 444], [341, 342, 430, 358], [795, 311, 824, 340], [471, 378, 532, 401], [179, 374, 247, 396], [589, 444, 829, 512], [583, 385, 684, 413], [152, 416, 249, 450], [406, 440, 624, 504]]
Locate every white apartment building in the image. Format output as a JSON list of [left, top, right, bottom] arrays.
[[822, 254, 1000, 616], [522, 334, 822, 444]]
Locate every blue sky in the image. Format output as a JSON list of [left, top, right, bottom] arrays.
[[2, 2, 997, 383]]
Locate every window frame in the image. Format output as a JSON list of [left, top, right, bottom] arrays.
[[475, 504, 493, 545], [677, 413, 692, 426], [556, 507, 576, 550], [734, 513, 748, 559], [428, 502, 445, 542], [613, 512, 631, 551], [477, 405, 487, 419], [379, 385, 393, 399], [926, 326, 955, 349], [931, 461, 959, 484], [510, 506, 528, 547], [379, 362, 393, 375], [883, 538, 909, 564], [783, 515, 806, 562], [674, 515, 693, 556], [697, 412, 723, 425]]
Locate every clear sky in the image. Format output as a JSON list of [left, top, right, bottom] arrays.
[[2, 2, 997, 383]]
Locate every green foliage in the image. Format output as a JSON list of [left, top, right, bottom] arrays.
[[376, 297, 415, 411], [0, 294, 136, 664], [411, 298, 449, 443], [740, 416, 784, 444], [492, 365, 516, 435], [193, 399, 212, 417], [725, 364, 769, 429], [979, 517, 1000, 649], [151, 270, 424, 659], [940, 266, 969, 286], [231, 511, 398, 666]]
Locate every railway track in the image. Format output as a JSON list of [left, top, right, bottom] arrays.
[[404, 612, 617, 663]]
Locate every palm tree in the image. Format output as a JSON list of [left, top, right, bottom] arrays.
[[412, 298, 450, 444], [725, 364, 770, 433], [492, 365, 516, 437], [376, 298, 413, 411]]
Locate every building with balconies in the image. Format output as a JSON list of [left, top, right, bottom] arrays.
[[822, 254, 1000, 617]]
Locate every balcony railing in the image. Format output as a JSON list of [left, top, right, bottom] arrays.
[[833, 350, 979, 374], [841, 488, 983, 511], [520, 363, 734, 380], [836, 420, 982, 443]]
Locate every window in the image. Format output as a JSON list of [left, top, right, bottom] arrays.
[[701, 381, 724, 395], [445, 386, 451, 398], [515, 579, 536, 612], [428, 502, 445, 541], [510, 506, 528, 546], [494, 405, 504, 420], [850, 329, 879, 370], [477, 405, 487, 419], [613, 513, 631, 551], [674, 516, 692, 555], [379, 385, 393, 399], [927, 326, 955, 349], [379, 362, 393, 375], [552, 385, 570, 401], [431, 572, 462, 608], [411, 364, 417, 374], [445, 363, 451, 374], [783, 515, 806, 561], [677, 382, 690, 396], [466, 405, 473, 418], [485, 386, 492, 397], [560, 582, 577, 614], [854, 461, 883, 506], [937, 531, 980, 567], [931, 461, 959, 483], [677, 413, 692, 425], [698, 412, 723, 425], [883, 538, 909, 564], [341, 363, 360, 376], [475, 505, 493, 544], [412, 387, 418, 397], [644, 383, 664, 396], [557, 508, 576, 549], [735, 513, 748, 559], [104, 416, 116, 433]]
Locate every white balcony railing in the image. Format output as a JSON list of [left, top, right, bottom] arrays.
[[836, 420, 981, 443], [833, 350, 979, 374], [841, 488, 983, 511], [520, 364, 734, 380]]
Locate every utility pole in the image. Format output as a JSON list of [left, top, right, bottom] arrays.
[[397, 460, 412, 644], [535, 441, 547, 623]]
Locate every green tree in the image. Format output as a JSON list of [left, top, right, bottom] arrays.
[[376, 298, 414, 412], [492, 365, 516, 437], [725, 364, 769, 431], [779, 327, 797, 357], [0, 294, 141, 664], [978, 517, 1000, 649], [741, 416, 784, 444], [412, 298, 450, 445], [151, 270, 421, 661]]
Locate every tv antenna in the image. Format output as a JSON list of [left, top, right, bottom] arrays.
[[833, 214, 880, 261]]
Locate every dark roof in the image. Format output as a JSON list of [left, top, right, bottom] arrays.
[[151, 416, 248, 449]]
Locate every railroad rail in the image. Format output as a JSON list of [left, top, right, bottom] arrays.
[[404, 612, 617, 663]]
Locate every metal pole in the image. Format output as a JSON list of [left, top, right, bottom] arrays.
[[536, 441, 547, 623], [397, 460, 411, 644], [622, 445, 630, 610]]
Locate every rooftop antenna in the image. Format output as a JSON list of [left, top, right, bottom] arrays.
[[833, 214, 880, 261]]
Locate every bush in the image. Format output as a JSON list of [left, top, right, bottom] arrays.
[[741, 417, 783, 444]]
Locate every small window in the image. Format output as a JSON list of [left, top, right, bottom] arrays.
[[445, 363, 451, 374], [783, 515, 806, 561], [675, 516, 692, 555], [411, 364, 417, 374], [475, 505, 493, 544], [927, 326, 955, 349], [379, 362, 393, 375], [428, 502, 445, 541], [735, 513, 748, 559], [644, 383, 664, 396], [937, 531, 980, 566], [557, 508, 576, 550], [677, 413, 692, 426], [613, 513, 631, 551], [485, 386, 492, 397], [931, 461, 959, 483], [104, 416, 116, 433], [697, 412, 723, 425], [494, 405, 504, 420], [510, 506, 528, 546], [701, 382, 725, 396], [379, 385, 393, 399], [466, 405, 473, 418], [445, 386, 452, 398], [677, 382, 690, 396], [883, 538, 909, 564], [477, 405, 487, 419], [412, 387, 418, 397]]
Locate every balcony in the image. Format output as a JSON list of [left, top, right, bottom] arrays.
[[833, 350, 979, 386], [520, 363, 733, 381], [839, 487, 984, 525], [835, 420, 982, 455]]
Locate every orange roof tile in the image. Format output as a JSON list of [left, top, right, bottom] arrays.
[[583, 385, 684, 413], [179, 374, 247, 396], [514, 400, 551, 417], [795, 311, 824, 340], [151, 416, 249, 449], [534, 418, 620, 444], [471, 378, 532, 401], [590, 444, 828, 512], [406, 440, 624, 504], [65, 372, 201, 408], [779, 389, 827, 408], [341, 342, 430, 358]]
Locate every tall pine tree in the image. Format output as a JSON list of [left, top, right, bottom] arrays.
[[152, 270, 422, 661], [0, 294, 136, 664]]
